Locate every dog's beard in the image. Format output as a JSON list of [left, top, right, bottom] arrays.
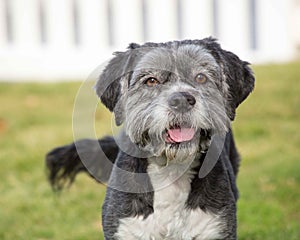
[[126, 123, 209, 163], [164, 134, 201, 162], [124, 102, 229, 162]]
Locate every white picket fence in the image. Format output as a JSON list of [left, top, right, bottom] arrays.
[[0, 0, 299, 81]]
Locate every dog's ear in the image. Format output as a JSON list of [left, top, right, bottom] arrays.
[[220, 50, 255, 120], [95, 45, 140, 125], [201, 38, 255, 120]]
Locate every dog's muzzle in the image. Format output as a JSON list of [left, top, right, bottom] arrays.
[[165, 91, 197, 143]]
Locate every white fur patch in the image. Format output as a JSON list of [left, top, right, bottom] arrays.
[[115, 160, 224, 240]]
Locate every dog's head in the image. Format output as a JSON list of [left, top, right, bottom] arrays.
[[95, 38, 254, 161]]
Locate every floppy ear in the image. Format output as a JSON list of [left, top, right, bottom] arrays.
[[201, 38, 255, 120], [220, 50, 255, 120], [95, 46, 140, 125]]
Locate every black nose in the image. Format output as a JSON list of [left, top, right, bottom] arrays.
[[167, 92, 196, 112]]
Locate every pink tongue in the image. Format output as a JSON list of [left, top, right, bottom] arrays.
[[166, 128, 195, 143]]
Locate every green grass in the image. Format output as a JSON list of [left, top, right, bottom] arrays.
[[234, 63, 300, 239], [0, 62, 299, 239]]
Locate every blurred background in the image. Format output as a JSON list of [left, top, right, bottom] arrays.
[[0, 0, 300, 80], [0, 0, 299, 239]]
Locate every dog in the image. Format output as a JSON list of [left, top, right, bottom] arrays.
[[46, 38, 255, 239]]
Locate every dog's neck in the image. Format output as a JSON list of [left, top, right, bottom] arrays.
[[147, 154, 201, 167], [147, 153, 201, 191]]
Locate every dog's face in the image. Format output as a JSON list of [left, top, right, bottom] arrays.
[[95, 38, 254, 161]]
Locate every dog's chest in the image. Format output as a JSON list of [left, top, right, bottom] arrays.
[[115, 163, 223, 240]]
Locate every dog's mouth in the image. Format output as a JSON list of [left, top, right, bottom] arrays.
[[165, 125, 211, 144], [138, 126, 212, 155], [165, 127, 195, 143]]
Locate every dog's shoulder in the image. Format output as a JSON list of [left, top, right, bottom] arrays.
[[187, 130, 240, 210], [102, 151, 154, 238]]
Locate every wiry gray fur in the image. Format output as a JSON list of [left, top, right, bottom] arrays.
[[94, 38, 254, 239]]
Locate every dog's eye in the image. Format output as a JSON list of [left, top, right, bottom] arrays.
[[195, 73, 207, 84], [144, 77, 159, 87]]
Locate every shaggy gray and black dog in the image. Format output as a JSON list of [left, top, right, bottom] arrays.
[[46, 38, 254, 239]]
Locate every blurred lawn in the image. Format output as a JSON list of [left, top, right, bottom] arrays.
[[0, 62, 299, 239]]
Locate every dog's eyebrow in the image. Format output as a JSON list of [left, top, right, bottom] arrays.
[[129, 70, 151, 87], [129, 69, 175, 88], [199, 62, 210, 68]]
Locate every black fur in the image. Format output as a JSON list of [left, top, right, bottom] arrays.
[[45, 132, 240, 238], [102, 130, 240, 239], [46, 136, 118, 190]]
